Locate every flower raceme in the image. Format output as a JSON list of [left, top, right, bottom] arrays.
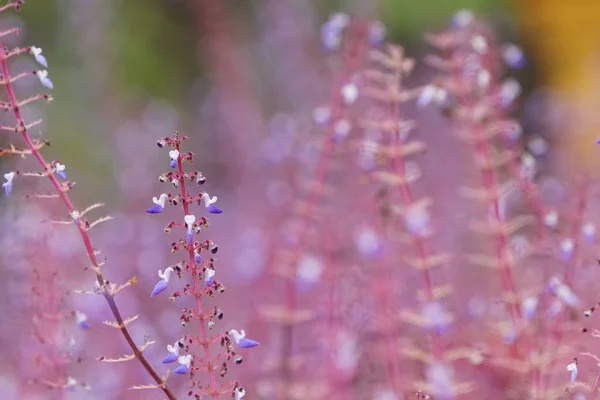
[[146, 132, 257, 398]]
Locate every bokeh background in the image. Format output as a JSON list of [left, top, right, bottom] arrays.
[[1, 0, 600, 399]]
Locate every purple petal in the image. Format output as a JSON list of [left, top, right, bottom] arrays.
[[187, 229, 193, 244], [41, 77, 54, 89], [36, 54, 48, 68], [205, 278, 213, 287], [162, 353, 178, 364], [78, 321, 90, 330], [170, 159, 177, 168], [173, 364, 189, 375], [4, 183, 12, 196], [151, 279, 168, 297], [194, 253, 202, 264], [207, 205, 223, 214], [238, 338, 259, 348], [146, 204, 164, 214], [57, 171, 67, 180]]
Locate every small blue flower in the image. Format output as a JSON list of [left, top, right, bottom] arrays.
[[75, 311, 90, 329], [2, 172, 15, 196], [502, 44, 526, 69], [205, 268, 215, 287], [230, 329, 259, 349], [202, 192, 223, 214], [169, 149, 179, 168], [162, 340, 182, 364], [184, 215, 196, 244], [55, 162, 67, 180], [173, 354, 192, 375], [583, 222, 596, 244], [36, 70, 53, 89], [146, 193, 167, 214], [30, 46, 48, 68], [567, 359, 578, 383], [560, 238, 574, 262], [151, 267, 174, 297], [235, 388, 246, 400], [70, 210, 80, 225], [194, 250, 202, 264]]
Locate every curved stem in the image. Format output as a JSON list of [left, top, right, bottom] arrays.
[[0, 44, 177, 400]]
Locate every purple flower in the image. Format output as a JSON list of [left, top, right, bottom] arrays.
[[36, 70, 53, 89], [184, 215, 196, 244], [169, 149, 179, 168], [151, 267, 174, 297], [30, 46, 48, 68], [173, 354, 192, 375], [194, 250, 202, 264], [146, 193, 167, 214], [55, 163, 66, 180], [202, 192, 223, 214], [75, 311, 90, 329], [205, 268, 215, 287], [162, 340, 182, 364], [2, 172, 15, 196], [230, 329, 259, 349]]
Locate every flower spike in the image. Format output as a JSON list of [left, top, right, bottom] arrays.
[[169, 150, 179, 168], [30, 46, 48, 68], [162, 340, 182, 364], [173, 354, 192, 375], [146, 193, 168, 214], [202, 192, 223, 214], [151, 267, 174, 297], [3, 172, 15, 196], [229, 329, 259, 349]]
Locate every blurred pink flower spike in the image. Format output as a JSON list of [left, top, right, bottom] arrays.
[[173, 354, 192, 375], [75, 311, 90, 330], [169, 149, 179, 168], [202, 192, 223, 214], [146, 193, 167, 214], [185, 214, 196, 244], [36, 70, 53, 89], [230, 329, 259, 349], [235, 388, 246, 400], [2, 171, 15, 196], [55, 162, 66, 180], [30, 46, 48, 68], [205, 268, 215, 287], [162, 340, 182, 364], [151, 267, 174, 297]]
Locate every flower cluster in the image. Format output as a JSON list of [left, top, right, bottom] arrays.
[[147, 132, 258, 398]]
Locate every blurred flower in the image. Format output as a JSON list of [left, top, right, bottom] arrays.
[[151, 267, 174, 297], [75, 311, 90, 329], [173, 354, 192, 375], [2, 172, 15, 196], [36, 70, 53, 89], [55, 162, 66, 180], [30, 46, 48, 68]]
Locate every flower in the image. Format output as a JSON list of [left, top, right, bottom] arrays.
[[36, 70, 53, 89], [341, 83, 358, 105], [560, 238, 574, 261], [201, 192, 223, 214], [235, 388, 246, 400], [146, 193, 168, 214], [169, 150, 179, 168], [184, 214, 196, 244], [151, 267, 174, 297], [70, 210, 80, 225], [2, 171, 15, 196], [417, 85, 447, 108], [229, 329, 259, 349], [194, 249, 202, 264], [502, 43, 526, 69], [205, 268, 215, 287], [548, 276, 579, 307], [162, 340, 182, 364], [30, 46, 48, 68], [75, 311, 90, 329], [55, 163, 66, 180], [567, 359, 578, 383], [173, 354, 192, 375], [583, 222, 596, 243]]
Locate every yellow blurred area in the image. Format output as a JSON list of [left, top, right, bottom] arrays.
[[517, 0, 600, 169]]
